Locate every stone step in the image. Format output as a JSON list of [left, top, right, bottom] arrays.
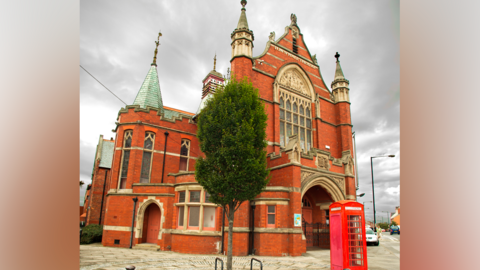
[[132, 244, 160, 251]]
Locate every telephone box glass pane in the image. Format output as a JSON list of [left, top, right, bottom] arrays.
[[347, 215, 364, 267]]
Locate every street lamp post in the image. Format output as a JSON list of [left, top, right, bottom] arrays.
[[371, 155, 395, 229]]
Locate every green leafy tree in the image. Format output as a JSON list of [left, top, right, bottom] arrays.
[[195, 76, 270, 270], [391, 220, 398, 226], [377, 222, 390, 230]]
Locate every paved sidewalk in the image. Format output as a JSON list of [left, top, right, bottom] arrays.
[[80, 241, 399, 270], [80, 244, 329, 270]]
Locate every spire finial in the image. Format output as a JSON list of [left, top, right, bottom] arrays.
[[241, 0, 247, 9], [152, 31, 162, 66], [213, 53, 217, 71], [335, 52, 340, 62]]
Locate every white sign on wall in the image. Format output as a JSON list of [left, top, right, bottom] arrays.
[[294, 214, 301, 227]]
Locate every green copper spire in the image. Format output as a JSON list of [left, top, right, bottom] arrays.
[[133, 34, 164, 109], [237, 0, 249, 30], [334, 52, 346, 80], [133, 65, 163, 109]]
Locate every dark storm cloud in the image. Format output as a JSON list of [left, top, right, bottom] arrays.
[[80, 0, 400, 218]]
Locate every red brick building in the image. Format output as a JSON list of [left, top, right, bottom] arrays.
[[86, 1, 356, 257]]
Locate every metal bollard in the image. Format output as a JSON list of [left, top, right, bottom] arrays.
[[250, 258, 263, 270], [125, 266, 135, 270], [215, 257, 224, 270]]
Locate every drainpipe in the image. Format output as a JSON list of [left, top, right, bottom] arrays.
[[98, 170, 108, 225], [220, 206, 225, 254], [161, 131, 169, 183], [353, 131, 359, 190], [130, 197, 138, 248], [250, 203, 256, 255], [85, 206, 91, 226]]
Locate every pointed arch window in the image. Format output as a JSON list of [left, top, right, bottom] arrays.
[[140, 132, 155, 183], [279, 93, 312, 151], [179, 139, 190, 171], [119, 130, 132, 189]]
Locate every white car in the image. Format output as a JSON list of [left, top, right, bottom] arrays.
[[365, 229, 379, 246]]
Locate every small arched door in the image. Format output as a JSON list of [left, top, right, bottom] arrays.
[[143, 203, 160, 244]]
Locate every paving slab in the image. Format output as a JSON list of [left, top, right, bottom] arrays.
[[80, 240, 399, 270]]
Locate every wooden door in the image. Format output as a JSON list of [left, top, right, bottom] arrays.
[[145, 204, 160, 244], [303, 208, 312, 223]]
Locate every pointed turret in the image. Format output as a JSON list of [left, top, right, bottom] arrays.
[[231, 0, 254, 60], [331, 52, 350, 102], [334, 52, 346, 80], [133, 33, 164, 110], [237, 2, 249, 30]]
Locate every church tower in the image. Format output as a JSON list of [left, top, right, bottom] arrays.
[[230, 0, 254, 78], [195, 55, 224, 115], [132, 32, 164, 110]]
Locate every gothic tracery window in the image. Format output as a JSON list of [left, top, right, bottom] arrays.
[[279, 92, 312, 151], [179, 139, 190, 171], [119, 130, 132, 189], [140, 132, 155, 183]]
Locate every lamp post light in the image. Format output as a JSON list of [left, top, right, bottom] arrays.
[[370, 155, 395, 229]]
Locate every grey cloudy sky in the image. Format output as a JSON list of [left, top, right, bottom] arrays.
[[80, 0, 399, 221]]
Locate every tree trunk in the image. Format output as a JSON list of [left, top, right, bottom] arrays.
[[226, 206, 235, 270]]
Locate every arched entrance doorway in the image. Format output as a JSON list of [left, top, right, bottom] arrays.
[[301, 184, 335, 249], [142, 203, 161, 244], [302, 196, 314, 247]]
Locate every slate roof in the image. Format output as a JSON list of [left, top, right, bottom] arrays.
[[99, 140, 114, 168]]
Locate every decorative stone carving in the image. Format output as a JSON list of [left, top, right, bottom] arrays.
[[273, 82, 279, 102], [301, 171, 313, 183], [316, 154, 330, 170], [333, 177, 345, 192], [345, 156, 354, 176], [284, 134, 302, 164], [279, 70, 309, 96], [292, 28, 299, 39], [269, 31, 275, 42], [312, 54, 318, 65], [291, 13, 297, 24]]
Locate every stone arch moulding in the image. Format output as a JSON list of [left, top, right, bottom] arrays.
[[273, 63, 316, 103], [301, 174, 346, 202], [134, 197, 166, 241]]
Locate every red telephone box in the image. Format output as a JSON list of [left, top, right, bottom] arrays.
[[329, 200, 368, 270]]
